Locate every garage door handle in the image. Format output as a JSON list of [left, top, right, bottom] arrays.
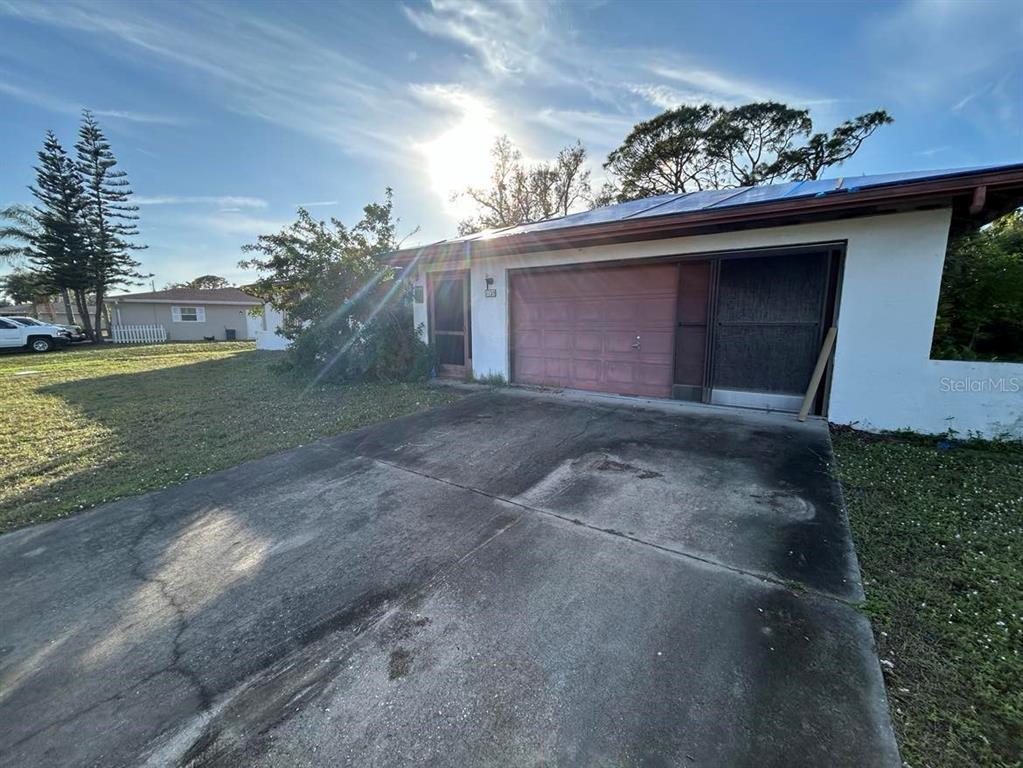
[[631, 336, 641, 349]]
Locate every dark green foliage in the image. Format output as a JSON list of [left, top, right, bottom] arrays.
[[0, 268, 50, 304], [287, 298, 436, 385], [241, 191, 434, 383], [166, 274, 231, 290], [932, 211, 1023, 362], [26, 132, 91, 299], [603, 105, 720, 202], [75, 110, 148, 338], [601, 101, 893, 203]]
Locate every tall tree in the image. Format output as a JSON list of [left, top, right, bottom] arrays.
[[26, 132, 90, 330], [776, 110, 893, 181], [602, 102, 893, 203], [456, 137, 591, 234], [75, 110, 148, 341], [602, 105, 721, 202]]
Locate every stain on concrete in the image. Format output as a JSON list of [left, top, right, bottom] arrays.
[[388, 648, 414, 680], [0, 390, 886, 768]]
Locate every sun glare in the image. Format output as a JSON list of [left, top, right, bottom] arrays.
[[418, 93, 498, 220]]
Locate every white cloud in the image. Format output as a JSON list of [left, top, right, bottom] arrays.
[[403, 0, 556, 77], [0, 76, 187, 125], [0, 1, 412, 161], [868, 0, 1022, 113], [92, 109, 190, 125], [134, 195, 268, 208], [531, 108, 633, 149], [647, 63, 833, 108], [196, 212, 289, 238], [295, 200, 339, 208]]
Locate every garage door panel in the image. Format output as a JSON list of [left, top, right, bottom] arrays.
[[541, 304, 572, 324], [639, 298, 678, 324], [576, 302, 603, 323], [605, 331, 639, 353], [636, 330, 674, 355], [544, 358, 571, 379], [511, 263, 677, 397], [574, 332, 602, 352], [543, 331, 572, 351], [513, 329, 541, 351], [572, 359, 601, 383]]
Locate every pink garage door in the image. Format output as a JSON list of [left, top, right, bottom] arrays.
[[510, 263, 678, 398]]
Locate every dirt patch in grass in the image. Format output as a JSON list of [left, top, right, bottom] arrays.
[[831, 427, 1022, 768], [0, 342, 459, 533]]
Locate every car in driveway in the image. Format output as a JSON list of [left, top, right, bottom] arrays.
[[0, 316, 68, 352]]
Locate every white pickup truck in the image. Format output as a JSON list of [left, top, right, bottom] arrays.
[[0, 316, 68, 353]]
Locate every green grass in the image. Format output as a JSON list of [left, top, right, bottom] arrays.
[[832, 428, 1022, 768], [0, 342, 458, 533]]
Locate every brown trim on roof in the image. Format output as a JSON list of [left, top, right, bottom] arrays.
[[384, 165, 1023, 266]]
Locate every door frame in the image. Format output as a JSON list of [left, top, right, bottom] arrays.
[[428, 269, 471, 378], [701, 247, 842, 414], [506, 240, 846, 415]]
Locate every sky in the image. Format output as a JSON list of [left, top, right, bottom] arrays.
[[1, 0, 1021, 292]]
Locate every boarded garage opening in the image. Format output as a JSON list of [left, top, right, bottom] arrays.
[[508, 247, 839, 412], [510, 263, 677, 397], [710, 251, 832, 411]]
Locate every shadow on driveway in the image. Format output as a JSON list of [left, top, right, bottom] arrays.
[[0, 390, 899, 767]]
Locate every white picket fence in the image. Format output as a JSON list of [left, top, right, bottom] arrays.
[[111, 324, 168, 344]]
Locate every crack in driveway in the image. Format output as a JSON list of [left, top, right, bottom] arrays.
[[369, 456, 859, 607]]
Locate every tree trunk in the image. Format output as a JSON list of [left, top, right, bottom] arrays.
[[60, 287, 76, 325], [93, 290, 105, 343], [74, 288, 95, 341]]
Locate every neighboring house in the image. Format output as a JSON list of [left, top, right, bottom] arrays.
[[386, 163, 1023, 439], [0, 301, 103, 328], [107, 287, 261, 341]]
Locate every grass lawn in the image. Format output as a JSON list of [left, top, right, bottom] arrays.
[[832, 428, 1022, 768], [0, 342, 459, 534]]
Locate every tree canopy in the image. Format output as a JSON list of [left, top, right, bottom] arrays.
[[456, 136, 591, 235], [166, 275, 232, 290], [601, 102, 893, 203], [240, 192, 432, 383]]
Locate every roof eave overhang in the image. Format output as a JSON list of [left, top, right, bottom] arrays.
[[384, 166, 1023, 267]]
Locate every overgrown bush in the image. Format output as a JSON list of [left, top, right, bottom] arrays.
[[241, 191, 436, 384], [287, 295, 435, 384]]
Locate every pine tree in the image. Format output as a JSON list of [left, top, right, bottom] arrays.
[[27, 131, 93, 336], [76, 110, 148, 341]]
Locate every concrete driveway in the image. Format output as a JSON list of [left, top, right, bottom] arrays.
[[0, 389, 898, 767]]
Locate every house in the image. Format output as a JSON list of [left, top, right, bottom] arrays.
[[0, 300, 104, 328], [107, 287, 262, 341], [386, 163, 1023, 439]]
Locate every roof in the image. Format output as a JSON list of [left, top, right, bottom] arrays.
[[108, 287, 260, 305], [385, 162, 1023, 265]]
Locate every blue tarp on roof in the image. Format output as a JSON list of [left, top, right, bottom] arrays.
[[432, 163, 1023, 248]]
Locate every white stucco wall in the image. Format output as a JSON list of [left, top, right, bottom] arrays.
[[413, 209, 1022, 439], [255, 303, 291, 350]]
